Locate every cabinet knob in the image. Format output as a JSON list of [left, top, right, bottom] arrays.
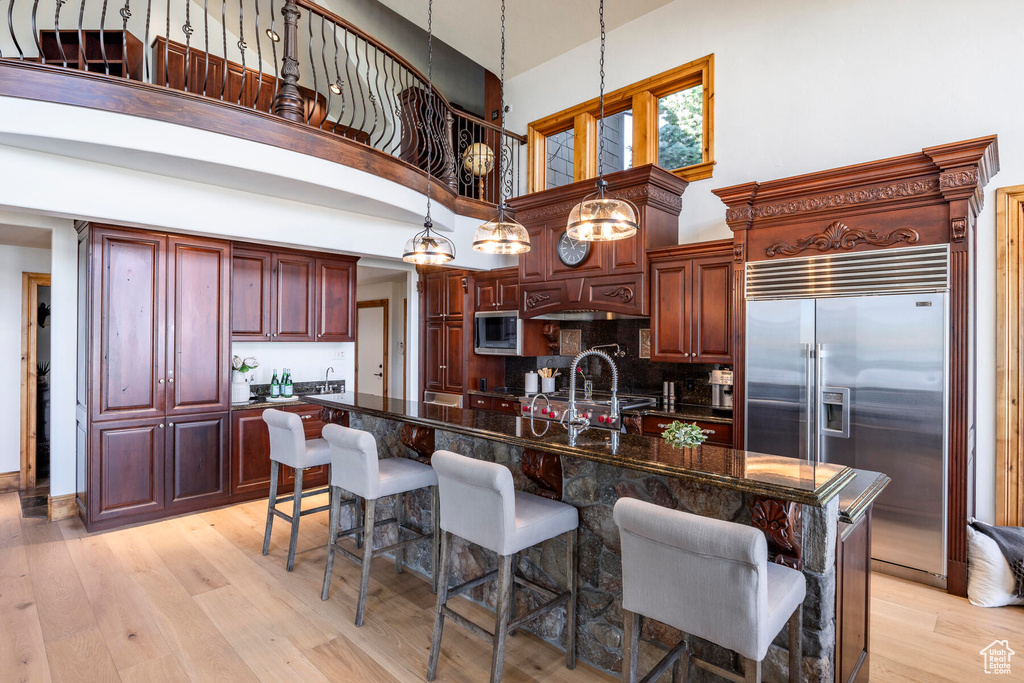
[[266, 333, 271, 337], [168, 422, 174, 426], [318, 333, 323, 338], [272, 333, 277, 337], [159, 424, 164, 429], [683, 353, 690, 357], [158, 378, 164, 384], [168, 378, 174, 383]]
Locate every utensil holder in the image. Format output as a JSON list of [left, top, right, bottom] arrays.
[[541, 377, 556, 393]]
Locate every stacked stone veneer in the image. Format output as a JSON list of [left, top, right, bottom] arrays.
[[340, 413, 838, 682]]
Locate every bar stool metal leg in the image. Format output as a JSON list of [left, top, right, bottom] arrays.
[[395, 491, 405, 574], [355, 498, 377, 627], [431, 486, 440, 594], [427, 530, 453, 681], [286, 467, 304, 571], [321, 486, 343, 600], [671, 634, 690, 683], [788, 604, 802, 683], [490, 554, 514, 683], [262, 461, 280, 555], [622, 609, 640, 683], [566, 527, 578, 670]]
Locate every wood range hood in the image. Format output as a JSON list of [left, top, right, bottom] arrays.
[[507, 165, 688, 319]]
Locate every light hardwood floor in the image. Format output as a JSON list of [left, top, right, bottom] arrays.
[[0, 491, 1021, 682]]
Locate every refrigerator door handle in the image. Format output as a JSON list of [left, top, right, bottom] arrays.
[[804, 343, 814, 463], [814, 343, 823, 466]]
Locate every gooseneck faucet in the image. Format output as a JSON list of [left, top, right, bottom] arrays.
[[323, 366, 335, 393], [566, 349, 619, 428]]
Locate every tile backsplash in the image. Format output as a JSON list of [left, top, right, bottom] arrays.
[[505, 319, 728, 404]]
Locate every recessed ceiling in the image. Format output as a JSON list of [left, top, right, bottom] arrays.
[[376, 0, 673, 78], [0, 223, 51, 249]]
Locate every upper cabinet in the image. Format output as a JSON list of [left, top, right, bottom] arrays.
[[507, 165, 688, 318], [231, 246, 358, 342], [473, 267, 519, 312], [649, 240, 733, 363], [424, 270, 466, 320]]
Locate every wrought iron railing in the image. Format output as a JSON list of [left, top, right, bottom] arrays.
[[0, 0, 525, 203]]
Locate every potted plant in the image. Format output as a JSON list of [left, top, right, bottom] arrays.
[[661, 421, 714, 449], [231, 356, 259, 403]]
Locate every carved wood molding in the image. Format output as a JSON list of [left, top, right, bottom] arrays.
[[725, 177, 940, 224], [751, 497, 803, 570], [400, 423, 435, 465], [732, 243, 744, 263], [622, 414, 643, 435], [602, 286, 634, 303], [319, 407, 350, 426], [521, 449, 563, 500], [950, 217, 967, 243], [764, 221, 920, 258], [540, 322, 560, 353], [525, 292, 551, 308]]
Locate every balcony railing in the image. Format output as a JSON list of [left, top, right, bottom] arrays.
[[0, 0, 524, 206]]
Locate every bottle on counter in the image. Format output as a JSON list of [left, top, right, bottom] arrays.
[[270, 369, 280, 398], [283, 369, 294, 398]]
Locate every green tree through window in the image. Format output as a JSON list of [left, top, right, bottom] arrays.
[[658, 85, 703, 170]]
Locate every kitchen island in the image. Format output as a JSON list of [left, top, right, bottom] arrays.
[[305, 392, 887, 683]]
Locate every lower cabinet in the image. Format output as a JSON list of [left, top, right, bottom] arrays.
[[165, 412, 230, 510], [641, 416, 733, 448], [230, 404, 332, 500]]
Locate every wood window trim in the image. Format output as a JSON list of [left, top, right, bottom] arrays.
[[996, 184, 1024, 525], [526, 54, 714, 192]]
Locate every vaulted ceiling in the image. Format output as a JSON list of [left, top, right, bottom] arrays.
[[376, 0, 673, 78]]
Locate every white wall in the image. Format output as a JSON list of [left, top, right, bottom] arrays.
[[231, 342, 354, 390], [0, 245, 51, 476], [506, 0, 1022, 523]]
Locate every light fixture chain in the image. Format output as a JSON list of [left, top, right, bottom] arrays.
[[424, 0, 434, 223], [597, 0, 605, 186], [497, 0, 506, 210]]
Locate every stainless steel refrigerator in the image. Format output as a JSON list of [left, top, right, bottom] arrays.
[[745, 245, 949, 583]]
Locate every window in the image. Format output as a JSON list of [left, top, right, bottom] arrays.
[[526, 55, 713, 193]]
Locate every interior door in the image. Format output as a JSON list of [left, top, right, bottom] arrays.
[[357, 303, 387, 398], [745, 299, 816, 459], [816, 293, 948, 577]]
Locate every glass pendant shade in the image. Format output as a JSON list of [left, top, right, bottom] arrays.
[[472, 213, 531, 254], [566, 191, 639, 242], [402, 222, 455, 265]]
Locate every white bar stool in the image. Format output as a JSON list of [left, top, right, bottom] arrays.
[[320, 424, 440, 627], [427, 449, 579, 683], [613, 498, 805, 683], [262, 408, 345, 571]]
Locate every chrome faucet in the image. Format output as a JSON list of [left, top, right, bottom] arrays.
[[591, 343, 626, 358], [322, 367, 334, 393], [566, 349, 619, 428]]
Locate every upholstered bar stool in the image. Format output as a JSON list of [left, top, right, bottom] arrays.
[[262, 408, 347, 571], [320, 424, 440, 626], [427, 449, 579, 683], [613, 498, 805, 683]]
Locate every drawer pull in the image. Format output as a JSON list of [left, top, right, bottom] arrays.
[[301, 415, 312, 420]]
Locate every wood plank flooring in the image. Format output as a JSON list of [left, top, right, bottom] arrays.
[[0, 491, 1020, 682]]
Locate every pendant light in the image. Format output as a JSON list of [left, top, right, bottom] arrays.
[[471, 0, 530, 255], [566, 0, 638, 242], [403, 0, 456, 265]]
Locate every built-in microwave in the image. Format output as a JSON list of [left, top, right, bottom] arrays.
[[473, 311, 522, 356]]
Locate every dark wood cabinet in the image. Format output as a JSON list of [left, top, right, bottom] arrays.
[[231, 247, 357, 342], [89, 417, 166, 524], [424, 320, 445, 392], [497, 273, 519, 311], [473, 267, 519, 312], [468, 394, 519, 414], [444, 271, 466, 319], [649, 240, 733, 364], [443, 321, 465, 394], [425, 272, 446, 319], [230, 404, 332, 500], [641, 416, 733, 448], [231, 248, 273, 340], [272, 252, 316, 341], [315, 258, 356, 341], [469, 394, 493, 411], [836, 511, 873, 683], [166, 235, 231, 415], [40, 30, 143, 79], [474, 277, 498, 311], [165, 412, 230, 509]]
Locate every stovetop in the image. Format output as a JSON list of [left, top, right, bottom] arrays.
[[520, 389, 657, 409]]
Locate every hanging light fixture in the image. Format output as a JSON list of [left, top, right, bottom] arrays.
[[566, 0, 638, 242], [403, 0, 456, 265], [471, 0, 530, 255]]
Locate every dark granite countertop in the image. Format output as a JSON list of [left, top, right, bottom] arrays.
[[232, 396, 311, 411], [467, 389, 522, 400], [304, 392, 856, 507], [837, 470, 891, 525], [624, 403, 734, 425]]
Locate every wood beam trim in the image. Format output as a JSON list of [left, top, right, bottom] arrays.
[[996, 184, 1024, 526], [631, 91, 658, 168], [573, 112, 597, 183], [526, 126, 547, 194]]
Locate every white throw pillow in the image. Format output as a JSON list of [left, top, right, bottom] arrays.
[[967, 525, 1024, 608]]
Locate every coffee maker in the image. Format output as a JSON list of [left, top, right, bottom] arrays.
[[709, 369, 733, 410]]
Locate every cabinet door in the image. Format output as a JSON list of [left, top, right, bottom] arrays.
[[474, 276, 498, 311], [272, 253, 316, 341], [496, 275, 519, 311], [231, 248, 272, 340], [315, 257, 356, 341], [691, 256, 733, 363], [89, 418, 165, 522], [444, 271, 465, 319], [650, 259, 691, 362], [167, 236, 231, 415], [92, 227, 166, 421], [165, 412, 229, 509], [443, 321, 464, 393], [424, 272, 445, 320], [231, 409, 274, 496], [424, 320, 444, 392], [519, 225, 546, 283], [280, 405, 329, 488]]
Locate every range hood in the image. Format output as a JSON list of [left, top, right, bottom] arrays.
[[507, 165, 688, 319]]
